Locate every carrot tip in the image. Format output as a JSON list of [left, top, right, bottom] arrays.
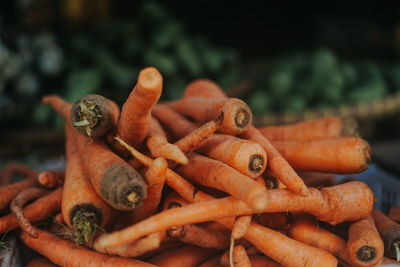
[[300, 188, 309, 197], [138, 67, 162, 91]]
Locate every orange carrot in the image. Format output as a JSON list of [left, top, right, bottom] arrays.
[[0, 188, 62, 234], [245, 221, 338, 267], [262, 172, 286, 189], [183, 79, 227, 99], [44, 95, 148, 210], [149, 245, 218, 267], [197, 255, 222, 267], [38, 170, 64, 188], [170, 97, 252, 135], [10, 187, 49, 238], [20, 228, 157, 267], [62, 124, 115, 244], [70, 94, 120, 138], [0, 174, 38, 211], [0, 162, 36, 186], [258, 116, 357, 141], [27, 257, 58, 267], [256, 212, 289, 230], [271, 137, 371, 173], [248, 255, 282, 267], [371, 209, 400, 261], [167, 223, 230, 250], [221, 245, 251, 267], [153, 105, 267, 178], [232, 215, 252, 240], [54, 213, 64, 225], [347, 215, 384, 266], [176, 153, 270, 211], [113, 66, 163, 153], [289, 214, 353, 265], [388, 206, 400, 223], [146, 117, 188, 164], [240, 126, 309, 196], [297, 171, 336, 188]]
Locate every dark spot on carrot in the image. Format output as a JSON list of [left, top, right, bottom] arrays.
[[264, 176, 278, 190], [248, 154, 265, 173], [235, 108, 250, 129], [356, 246, 376, 262]]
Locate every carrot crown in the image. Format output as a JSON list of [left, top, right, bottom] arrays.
[[70, 204, 103, 244]]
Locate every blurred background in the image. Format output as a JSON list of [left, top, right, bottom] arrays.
[[1, 0, 400, 171]]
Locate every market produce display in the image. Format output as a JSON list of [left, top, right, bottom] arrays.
[[1, 67, 399, 267]]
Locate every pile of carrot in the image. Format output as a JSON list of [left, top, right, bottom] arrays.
[[0, 68, 398, 267]]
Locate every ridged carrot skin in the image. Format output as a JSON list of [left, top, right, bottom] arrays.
[[221, 245, 251, 267]]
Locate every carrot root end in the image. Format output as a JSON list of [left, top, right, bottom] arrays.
[[356, 246, 377, 262]]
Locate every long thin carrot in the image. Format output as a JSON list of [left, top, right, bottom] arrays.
[[371, 209, 400, 261], [258, 116, 357, 141], [231, 215, 252, 240], [221, 245, 251, 267], [0, 174, 38, 211], [170, 97, 252, 135], [0, 188, 62, 234], [146, 117, 188, 164], [27, 257, 59, 267], [153, 105, 267, 178], [43, 95, 148, 210], [10, 187, 49, 238], [176, 153, 270, 211], [183, 79, 227, 99], [20, 228, 157, 267], [38, 170, 64, 188], [347, 215, 384, 266], [113, 66, 163, 153], [288, 214, 353, 265], [0, 162, 36, 186], [62, 124, 115, 244], [271, 137, 371, 173], [70, 94, 120, 138], [149, 245, 218, 267]]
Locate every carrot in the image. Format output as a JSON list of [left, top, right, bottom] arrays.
[[113, 66, 163, 154], [167, 223, 230, 250], [256, 212, 289, 230], [271, 137, 371, 173], [245, 221, 338, 267], [171, 97, 252, 135], [10, 187, 49, 238], [377, 256, 400, 265], [347, 215, 384, 266], [248, 255, 282, 267], [94, 231, 166, 258], [70, 94, 120, 138], [240, 126, 309, 196], [262, 172, 286, 189], [146, 117, 188, 164], [175, 153, 270, 211], [153, 105, 267, 178], [297, 171, 336, 188], [0, 174, 38, 211], [289, 214, 353, 265], [221, 245, 251, 267], [20, 228, 157, 267], [44, 95, 148, 210], [183, 79, 227, 99], [258, 116, 357, 141], [371, 209, 400, 261], [197, 255, 222, 267], [62, 124, 115, 244], [0, 188, 62, 234], [27, 257, 59, 267], [38, 170, 64, 188], [389, 206, 400, 223], [232, 216, 252, 240], [149, 245, 218, 267], [0, 162, 36, 186], [54, 213, 64, 225]]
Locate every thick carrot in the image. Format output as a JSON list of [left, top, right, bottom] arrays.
[[240, 126, 309, 196], [221, 245, 251, 267], [44, 95, 148, 210], [149, 245, 218, 267], [0, 174, 38, 211], [20, 228, 157, 267], [288, 214, 353, 265], [114, 66, 163, 153], [10, 187, 49, 238], [183, 79, 227, 99], [176, 153, 270, 211], [245, 221, 338, 267], [0, 188, 62, 234], [146, 117, 188, 164], [258, 116, 357, 141], [38, 170, 64, 188], [232, 215, 252, 240], [62, 124, 115, 244], [347, 215, 384, 266], [170, 97, 252, 135], [167, 223, 230, 250], [271, 137, 371, 173], [256, 212, 289, 230], [94, 181, 373, 248], [388, 206, 400, 223], [248, 255, 282, 267], [371, 209, 400, 261], [27, 257, 59, 267], [0, 162, 36, 186], [70, 94, 120, 138]]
